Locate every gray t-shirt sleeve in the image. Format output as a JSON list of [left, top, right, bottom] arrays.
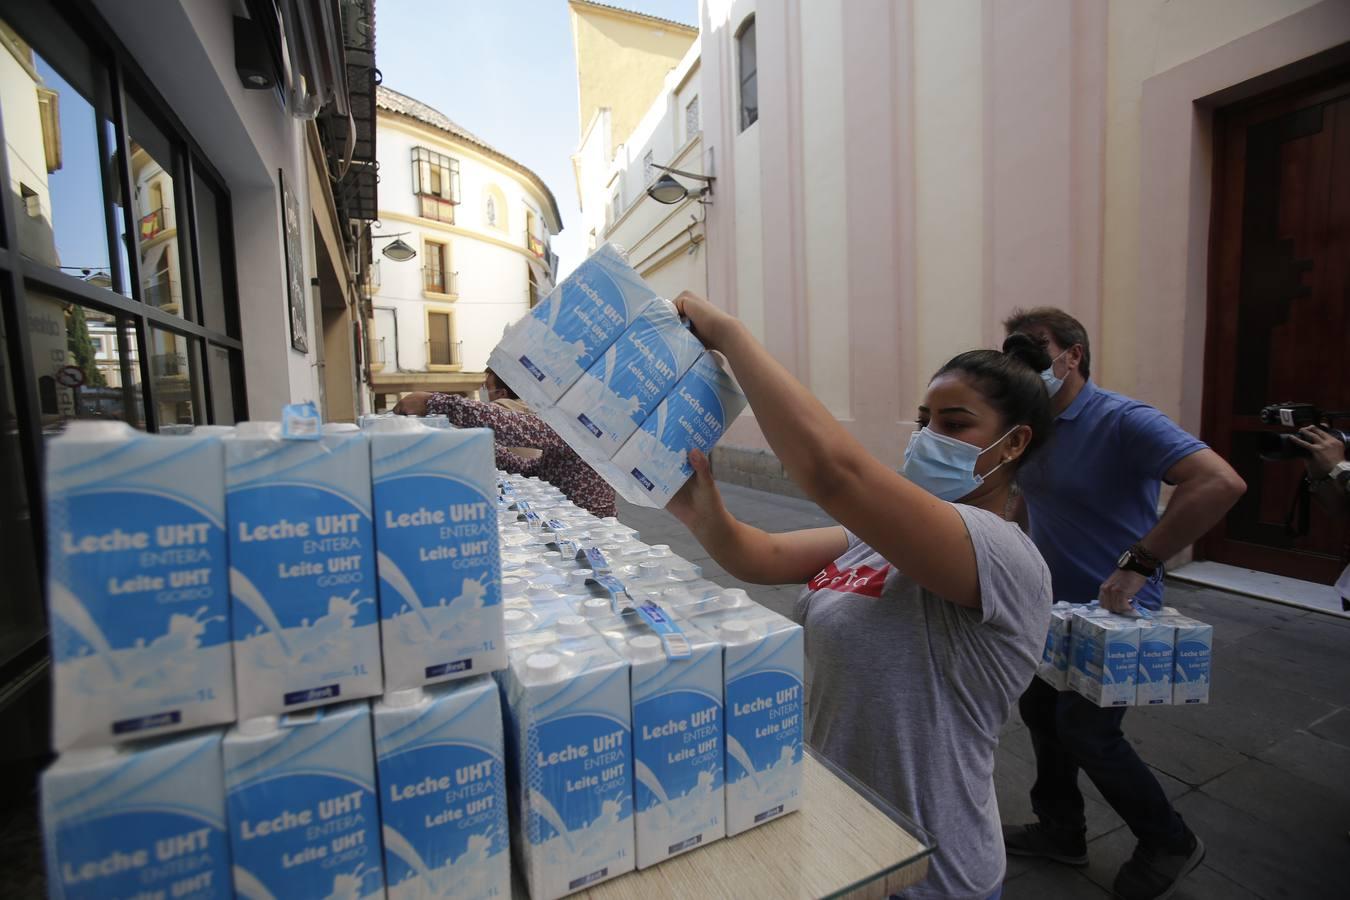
[[955, 504, 1053, 630]]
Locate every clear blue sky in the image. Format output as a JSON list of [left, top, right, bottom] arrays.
[[377, 0, 699, 276]]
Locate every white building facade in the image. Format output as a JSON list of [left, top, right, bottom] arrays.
[[369, 87, 562, 407]]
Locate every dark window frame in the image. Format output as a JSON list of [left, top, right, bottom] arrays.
[[737, 16, 758, 131], [0, 0, 249, 679]]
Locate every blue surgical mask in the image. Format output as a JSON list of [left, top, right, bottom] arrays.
[[902, 426, 1017, 502], [1041, 350, 1071, 398]]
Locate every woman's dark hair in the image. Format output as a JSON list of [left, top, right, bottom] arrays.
[[933, 332, 1054, 464], [484, 368, 518, 400]]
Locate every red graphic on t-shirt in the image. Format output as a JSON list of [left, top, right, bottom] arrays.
[[808, 561, 891, 598]]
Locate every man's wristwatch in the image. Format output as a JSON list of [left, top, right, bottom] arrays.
[[1117, 544, 1162, 577]]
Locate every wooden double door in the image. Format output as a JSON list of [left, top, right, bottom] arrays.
[[1201, 70, 1350, 583]]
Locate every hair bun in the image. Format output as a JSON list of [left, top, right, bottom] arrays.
[[1001, 331, 1053, 373]]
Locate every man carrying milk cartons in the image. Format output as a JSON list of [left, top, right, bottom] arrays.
[[1000, 308, 1245, 900]]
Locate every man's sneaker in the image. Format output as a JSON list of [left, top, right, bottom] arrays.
[[1002, 821, 1089, 866], [1112, 832, 1206, 900]]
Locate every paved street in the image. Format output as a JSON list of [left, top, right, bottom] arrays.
[[619, 483, 1350, 899]]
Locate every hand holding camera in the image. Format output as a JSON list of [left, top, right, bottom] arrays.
[[1288, 425, 1348, 480]]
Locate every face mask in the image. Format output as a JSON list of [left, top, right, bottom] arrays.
[[1041, 350, 1071, 398], [902, 426, 1017, 502]]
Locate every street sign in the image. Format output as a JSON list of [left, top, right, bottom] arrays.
[[56, 365, 85, 388]]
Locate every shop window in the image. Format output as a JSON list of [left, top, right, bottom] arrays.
[[148, 325, 202, 426], [127, 95, 193, 322], [412, 146, 459, 224], [207, 344, 239, 425], [194, 171, 233, 335], [27, 291, 142, 431], [737, 17, 758, 131]]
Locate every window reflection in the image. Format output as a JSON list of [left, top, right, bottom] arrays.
[[0, 18, 114, 281], [28, 290, 142, 432], [148, 326, 202, 426], [127, 98, 191, 320]]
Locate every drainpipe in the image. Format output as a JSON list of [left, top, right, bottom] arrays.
[[373, 305, 401, 371]]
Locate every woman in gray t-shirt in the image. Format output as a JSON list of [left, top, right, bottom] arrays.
[[667, 293, 1054, 900]]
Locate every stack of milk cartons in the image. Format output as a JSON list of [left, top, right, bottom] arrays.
[[372, 679, 511, 899], [1036, 602, 1076, 690], [225, 421, 383, 717], [368, 417, 505, 689], [591, 610, 726, 867], [1155, 607, 1213, 705], [489, 244, 748, 508], [680, 601, 804, 835], [498, 623, 635, 898], [42, 422, 238, 900], [1068, 607, 1141, 708]]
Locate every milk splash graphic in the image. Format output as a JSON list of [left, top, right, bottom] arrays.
[[226, 422, 383, 717], [499, 632, 634, 898], [489, 244, 658, 408], [370, 419, 505, 690], [684, 603, 804, 836], [42, 731, 230, 900], [593, 612, 725, 868], [223, 703, 384, 899], [611, 352, 748, 508], [374, 677, 510, 899], [550, 298, 704, 458], [46, 421, 233, 750]]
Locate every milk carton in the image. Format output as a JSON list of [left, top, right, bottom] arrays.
[[41, 731, 230, 900], [224, 702, 383, 899], [1036, 602, 1076, 691], [370, 419, 505, 689], [489, 244, 658, 408], [373, 679, 510, 900], [550, 298, 704, 457], [592, 611, 725, 868], [1068, 609, 1140, 707], [1135, 617, 1176, 706], [45, 421, 233, 750], [684, 603, 803, 836], [499, 632, 634, 898], [225, 422, 382, 718], [1161, 613, 1212, 705], [611, 352, 748, 508]]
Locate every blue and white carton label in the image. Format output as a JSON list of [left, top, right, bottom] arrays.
[[593, 612, 725, 868], [224, 702, 383, 899], [1036, 602, 1075, 691], [500, 633, 634, 899], [226, 423, 383, 718], [370, 419, 505, 690], [1160, 613, 1212, 705], [550, 299, 704, 458], [685, 604, 803, 836], [45, 421, 234, 750], [611, 352, 747, 508], [41, 731, 230, 900], [489, 244, 658, 408], [1068, 609, 1140, 707], [374, 678, 510, 900], [1135, 619, 1176, 706]]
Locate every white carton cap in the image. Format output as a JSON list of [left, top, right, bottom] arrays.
[[503, 608, 533, 632], [628, 634, 664, 661], [383, 687, 425, 709], [719, 589, 751, 609], [238, 715, 281, 737], [526, 652, 561, 676], [718, 619, 754, 643], [648, 545, 672, 557], [556, 615, 591, 637], [569, 569, 595, 585], [581, 598, 612, 618]]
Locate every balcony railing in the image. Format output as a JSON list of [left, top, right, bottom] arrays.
[[363, 259, 381, 295], [139, 206, 169, 241], [142, 275, 179, 312], [426, 339, 462, 368], [423, 267, 457, 295], [151, 351, 187, 378], [372, 336, 386, 366]]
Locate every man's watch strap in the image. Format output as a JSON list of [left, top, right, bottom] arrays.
[[1117, 544, 1161, 577]]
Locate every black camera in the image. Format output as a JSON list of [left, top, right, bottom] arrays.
[[1258, 403, 1350, 461]]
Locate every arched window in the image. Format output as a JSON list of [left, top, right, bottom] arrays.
[[485, 194, 497, 227], [736, 16, 758, 131]]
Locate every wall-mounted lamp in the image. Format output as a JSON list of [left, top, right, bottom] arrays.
[[376, 232, 417, 262], [234, 17, 276, 90], [646, 164, 715, 205]]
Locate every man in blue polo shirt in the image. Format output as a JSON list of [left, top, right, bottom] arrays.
[[1000, 307, 1245, 900]]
